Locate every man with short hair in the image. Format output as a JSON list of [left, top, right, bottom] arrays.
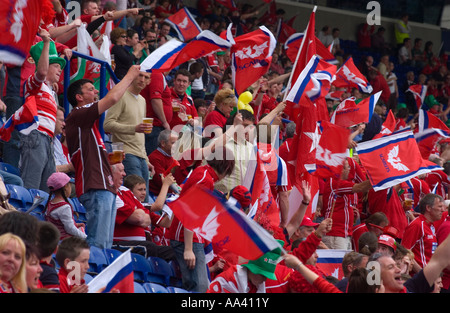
[[169, 69, 198, 130], [147, 129, 178, 196], [104, 71, 155, 202], [402, 193, 446, 273], [65, 65, 141, 249]]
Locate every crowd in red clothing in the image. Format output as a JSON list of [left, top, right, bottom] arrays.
[[1, 0, 450, 296]]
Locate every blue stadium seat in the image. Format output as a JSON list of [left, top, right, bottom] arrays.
[[27, 189, 49, 220], [104, 248, 123, 264], [68, 197, 87, 224], [166, 286, 189, 293], [0, 162, 21, 177], [147, 256, 172, 286], [143, 282, 168, 293], [6, 184, 33, 211], [168, 259, 183, 288], [131, 253, 152, 283], [88, 246, 109, 275], [134, 282, 147, 293]]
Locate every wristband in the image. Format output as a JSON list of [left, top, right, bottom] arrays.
[[302, 200, 310, 206]]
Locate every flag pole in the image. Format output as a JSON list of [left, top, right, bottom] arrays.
[[283, 5, 317, 102]]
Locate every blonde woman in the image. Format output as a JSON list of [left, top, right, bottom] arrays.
[[0, 233, 27, 293], [203, 88, 237, 138]]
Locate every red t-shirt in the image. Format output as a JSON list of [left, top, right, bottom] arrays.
[[436, 215, 450, 289], [402, 214, 438, 269], [147, 148, 177, 195], [142, 72, 173, 127], [203, 109, 227, 138], [169, 88, 198, 129]]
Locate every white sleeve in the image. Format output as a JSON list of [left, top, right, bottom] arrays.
[[52, 204, 87, 239]]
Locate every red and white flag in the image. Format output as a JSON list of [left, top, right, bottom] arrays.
[[229, 25, 276, 95], [330, 91, 381, 128], [407, 84, 427, 111], [168, 185, 283, 260], [356, 130, 441, 191], [165, 7, 202, 42], [415, 109, 450, 159], [284, 32, 337, 65], [0, 96, 39, 142], [87, 249, 134, 293], [373, 110, 396, 139], [0, 0, 45, 65], [333, 57, 373, 93], [314, 121, 350, 179]]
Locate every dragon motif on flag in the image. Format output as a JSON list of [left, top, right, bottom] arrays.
[[387, 146, 410, 172]]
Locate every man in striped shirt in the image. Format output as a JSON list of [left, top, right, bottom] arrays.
[[20, 30, 66, 191]]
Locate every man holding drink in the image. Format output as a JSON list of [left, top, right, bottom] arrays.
[[104, 71, 155, 203]]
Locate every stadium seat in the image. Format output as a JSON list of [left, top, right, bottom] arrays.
[[0, 162, 21, 177], [166, 286, 189, 293], [168, 259, 183, 288], [131, 253, 152, 283], [134, 282, 147, 293], [147, 256, 172, 286], [104, 248, 122, 264], [27, 189, 49, 220], [88, 246, 109, 275], [68, 197, 87, 224], [143, 282, 168, 293], [6, 184, 33, 211]]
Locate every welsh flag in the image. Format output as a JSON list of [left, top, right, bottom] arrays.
[[70, 24, 113, 92]]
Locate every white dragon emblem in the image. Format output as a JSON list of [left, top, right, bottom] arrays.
[[387, 145, 409, 172]]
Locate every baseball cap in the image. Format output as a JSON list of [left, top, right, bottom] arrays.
[[241, 240, 284, 280], [378, 234, 397, 252], [300, 216, 319, 227], [47, 172, 71, 191]]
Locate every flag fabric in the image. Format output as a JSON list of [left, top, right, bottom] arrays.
[[168, 185, 283, 260], [288, 8, 317, 91], [407, 85, 427, 111], [285, 55, 336, 115], [276, 19, 296, 44], [229, 25, 276, 95], [314, 121, 350, 179], [316, 249, 352, 280], [87, 249, 134, 293], [140, 31, 231, 73], [0, 0, 44, 66], [415, 109, 450, 159], [0, 96, 39, 142], [165, 8, 202, 42], [243, 145, 281, 229], [355, 130, 442, 191], [333, 57, 373, 93], [373, 110, 396, 139], [215, 0, 237, 10], [330, 91, 381, 128], [70, 24, 112, 91], [284, 32, 337, 65]]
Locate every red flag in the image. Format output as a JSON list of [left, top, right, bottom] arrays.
[[0, 96, 39, 141], [330, 91, 381, 128], [165, 8, 202, 42], [407, 85, 427, 111], [0, 0, 44, 65], [245, 147, 281, 229], [415, 109, 450, 159], [168, 185, 283, 260], [276, 20, 296, 44], [284, 33, 337, 65], [373, 110, 396, 139], [288, 8, 317, 90], [333, 57, 373, 94], [314, 121, 350, 179], [356, 130, 441, 191], [229, 25, 276, 95]]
